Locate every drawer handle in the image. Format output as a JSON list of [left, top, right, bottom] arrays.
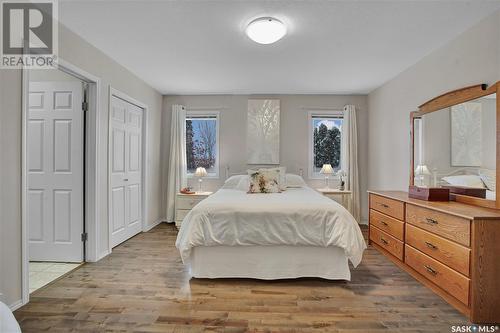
[[381, 221, 388, 226], [424, 265, 438, 275], [380, 203, 389, 208], [425, 241, 437, 250], [380, 237, 389, 245], [425, 218, 438, 225]]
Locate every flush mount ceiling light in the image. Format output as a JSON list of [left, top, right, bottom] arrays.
[[245, 17, 287, 44]]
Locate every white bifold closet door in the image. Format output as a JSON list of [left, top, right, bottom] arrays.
[[27, 82, 84, 262], [110, 95, 143, 248]]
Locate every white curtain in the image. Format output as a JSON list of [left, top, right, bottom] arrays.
[[341, 105, 361, 222], [166, 105, 187, 222]]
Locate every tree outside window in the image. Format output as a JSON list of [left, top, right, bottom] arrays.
[[185, 116, 218, 175], [312, 117, 342, 175]]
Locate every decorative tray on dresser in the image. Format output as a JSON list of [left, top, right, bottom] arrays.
[[368, 190, 500, 324]]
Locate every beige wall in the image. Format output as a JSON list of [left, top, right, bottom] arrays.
[[0, 69, 23, 308], [368, 10, 500, 192], [162, 94, 369, 222], [0, 23, 163, 307]]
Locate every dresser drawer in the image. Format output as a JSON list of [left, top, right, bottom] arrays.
[[370, 209, 404, 240], [406, 204, 470, 247], [405, 245, 469, 305], [175, 209, 190, 222], [176, 196, 204, 210], [406, 224, 470, 276], [370, 194, 405, 220], [370, 226, 404, 260]]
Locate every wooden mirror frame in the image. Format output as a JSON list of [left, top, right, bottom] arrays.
[[410, 82, 500, 209]]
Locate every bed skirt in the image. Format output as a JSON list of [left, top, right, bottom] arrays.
[[189, 245, 351, 280]]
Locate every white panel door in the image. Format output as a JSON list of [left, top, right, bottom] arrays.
[[28, 82, 84, 262], [110, 96, 143, 247]]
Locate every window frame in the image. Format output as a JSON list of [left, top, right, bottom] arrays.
[[307, 110, 344, 179], [185, 110, 220, 179]]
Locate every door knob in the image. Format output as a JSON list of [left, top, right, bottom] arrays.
[[124, 178, 129, 181]]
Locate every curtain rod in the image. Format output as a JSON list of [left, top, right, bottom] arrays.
[[185, 106, 227, 111], [301, 106, 344, 111]]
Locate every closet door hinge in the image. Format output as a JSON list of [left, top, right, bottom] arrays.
[[82, 101, 89, 112], [81, 232, 88, 242]]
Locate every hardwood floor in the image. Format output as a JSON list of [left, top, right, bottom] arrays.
[[15, 223, 468, 332]]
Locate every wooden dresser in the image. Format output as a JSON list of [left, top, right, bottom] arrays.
[[368, 190, 500, 323]]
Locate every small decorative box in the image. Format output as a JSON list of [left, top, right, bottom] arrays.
[[408, 186, 450, 201]]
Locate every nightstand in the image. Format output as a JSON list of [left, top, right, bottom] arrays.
[[175, 192, 213, 228], [317, 188, 352, 213]]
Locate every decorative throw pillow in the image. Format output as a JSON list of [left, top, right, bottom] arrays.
[[259, 167, 286, 190], [247, 169, 281, 193]]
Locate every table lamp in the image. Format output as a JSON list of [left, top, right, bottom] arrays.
[[194, 167, 208, 192], [320, 164, 334, 189], [414, 164, 431, 187]]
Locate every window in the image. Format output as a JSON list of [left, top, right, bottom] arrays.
[[309, 111, 343, 178], [185, 111, 219, 177]]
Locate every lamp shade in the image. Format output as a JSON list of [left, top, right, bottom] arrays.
[[195, 167, 208, 177], [320, 164, 334, 174], [414, 164, 431, 176]]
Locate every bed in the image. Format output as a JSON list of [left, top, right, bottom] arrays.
[[175, 177, 366, 280], [436, 167, 496, 200]]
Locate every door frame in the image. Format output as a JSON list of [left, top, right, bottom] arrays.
[[107, 87, 149, 253], [21, 58, 102, 306]]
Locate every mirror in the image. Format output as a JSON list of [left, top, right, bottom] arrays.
[[412, 90, 497, 205]]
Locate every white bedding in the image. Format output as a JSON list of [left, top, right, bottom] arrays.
[[175, 186, 366, 267], [486, 190, 496, 200]]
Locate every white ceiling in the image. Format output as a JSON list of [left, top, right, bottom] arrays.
[[59, 1, 500, 95]]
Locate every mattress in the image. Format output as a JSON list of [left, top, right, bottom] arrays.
[[176, 186, 366, 267]]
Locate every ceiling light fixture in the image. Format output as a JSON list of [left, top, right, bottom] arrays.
[[246, 17, 287, 45]]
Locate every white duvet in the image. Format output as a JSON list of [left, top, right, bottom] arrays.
[[175, 187, 367, 267]]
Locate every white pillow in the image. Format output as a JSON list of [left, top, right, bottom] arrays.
[[442, 175, 485, 189], [221, 175, 246, 189], [285, 173, 307, 188], [235, 175, 250, 191], [479, 169, 496, 192]]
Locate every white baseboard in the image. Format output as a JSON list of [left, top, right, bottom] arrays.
[[96, 219, 164, 262], [143, 218, 165, 232], [96, 250, 111, 262], [9, 299, 24, 311]]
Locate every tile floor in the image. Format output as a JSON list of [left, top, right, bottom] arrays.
[[29, 262, 81, 293]]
